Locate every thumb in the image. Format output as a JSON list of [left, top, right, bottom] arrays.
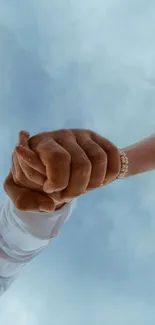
[[4, 172, 55, 213]]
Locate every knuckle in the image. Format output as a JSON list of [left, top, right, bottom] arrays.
[[51, 150, 71, 164], [23, 167, 33, 180], [75, 157, 91, 173], [88, 129, 98, 138], [87, 129, 94, 136], [55, 129, 73, 139], [91, 150, 107, 164], [14, 178, 22, 186]]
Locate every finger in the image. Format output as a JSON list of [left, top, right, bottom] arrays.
[[15, 145, 46, 176], [4, 172, 55, 213], [36, 139, 71, 193], [17, 153, 46, 187], [15, 190, 55, 213], [12, 159, 21, 186], [90, 131, 121, 185], [54, 136, 92, 200], [12, 152, 43, 191], [75, 133, 107, 190], [48, 191, 72, 205], [12, 152, 26, 186], [18, 130, 30, 147], [18, 130, 46, 177], [12, 154, 17, 183]]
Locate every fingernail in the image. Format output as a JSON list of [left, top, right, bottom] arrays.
[[39, 205, 53, 213], [43, 187, 54, 194], [43, 181, 54, 193]]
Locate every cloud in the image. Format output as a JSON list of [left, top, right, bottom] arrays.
[[1, 0, 155, 324], [0, 294, 38, 325]]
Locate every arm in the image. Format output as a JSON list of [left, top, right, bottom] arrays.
[[0, 196, 76, 296], [122, 134, 155, 178]]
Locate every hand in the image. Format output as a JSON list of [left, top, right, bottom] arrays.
[[4, 131, 55, 212], [13, 129, 121, 207], [11, 131, 46, 192], [11, 131, 65, 210], [3, 172, 55, 212]]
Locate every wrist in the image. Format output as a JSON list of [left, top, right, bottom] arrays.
[[122, 136, 155, 178]]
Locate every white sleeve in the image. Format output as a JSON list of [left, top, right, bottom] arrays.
[[0, 197, 77, 296]]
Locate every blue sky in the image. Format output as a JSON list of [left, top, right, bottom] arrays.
[[1, 0, 155, 324]]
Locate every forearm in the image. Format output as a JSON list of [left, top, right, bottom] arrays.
[[122, 134, 155, 178]]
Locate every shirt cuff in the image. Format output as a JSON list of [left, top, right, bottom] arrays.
[[12, 198, 76, 239], [0, 197, 77, 253]]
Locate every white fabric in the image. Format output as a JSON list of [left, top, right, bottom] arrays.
[[0, 196, 76, 296]]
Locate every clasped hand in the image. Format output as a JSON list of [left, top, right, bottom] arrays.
[[4, 129, 121, 212]]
